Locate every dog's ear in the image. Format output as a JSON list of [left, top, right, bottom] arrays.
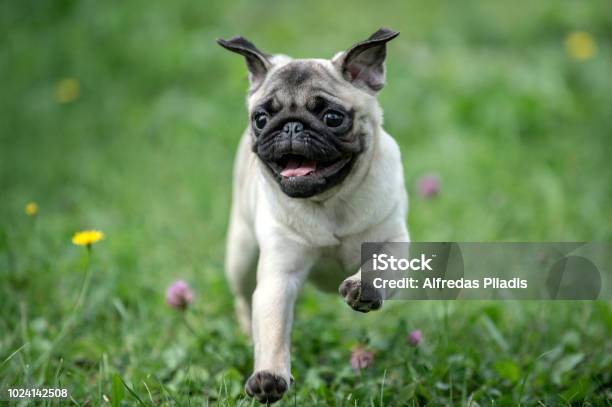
[[217, 36, 272, 91], [333, 28, 399, 94]]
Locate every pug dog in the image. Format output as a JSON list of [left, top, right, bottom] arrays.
[[218, 28, 409, 404]]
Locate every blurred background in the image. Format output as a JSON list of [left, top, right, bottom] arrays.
[[1, 0, 611, 405]]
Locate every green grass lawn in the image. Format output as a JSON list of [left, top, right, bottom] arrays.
[[1, 0, 611, 405]]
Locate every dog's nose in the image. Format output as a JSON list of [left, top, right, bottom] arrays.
[[282, 121, 304, 136]]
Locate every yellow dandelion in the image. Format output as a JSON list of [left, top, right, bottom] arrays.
[[55, 77, 80, 103], [565, 31, 597, 61], [25, 202, 38, 216], [72, 230, 105, 246]]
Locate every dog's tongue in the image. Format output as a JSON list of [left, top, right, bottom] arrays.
[[280, 157, 317, 177]]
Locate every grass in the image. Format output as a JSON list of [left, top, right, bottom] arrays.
[[1, 0, 611, 405]]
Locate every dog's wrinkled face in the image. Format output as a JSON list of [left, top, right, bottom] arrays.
[[219, 28, 399, 198], [249, 61, 362, 197]]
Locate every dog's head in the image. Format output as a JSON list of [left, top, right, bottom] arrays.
[[218, 28, 399, 198]]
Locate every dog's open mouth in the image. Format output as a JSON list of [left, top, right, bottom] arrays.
[[267, 154, 353, 179]]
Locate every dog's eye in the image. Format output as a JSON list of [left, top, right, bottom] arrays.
[[323, 111, 344, 127], [253, 112, 268, 130]]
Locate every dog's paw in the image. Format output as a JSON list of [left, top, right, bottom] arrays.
[[339, 279, 382, 313], [245, 371, 288, 404]]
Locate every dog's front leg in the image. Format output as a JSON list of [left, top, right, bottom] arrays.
[[339, 268, 384, 313], [245, 243, 315, 404], [339, 227, 409, 313]]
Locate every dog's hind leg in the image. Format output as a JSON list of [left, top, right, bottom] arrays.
[[225, 212, 258, 336]]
